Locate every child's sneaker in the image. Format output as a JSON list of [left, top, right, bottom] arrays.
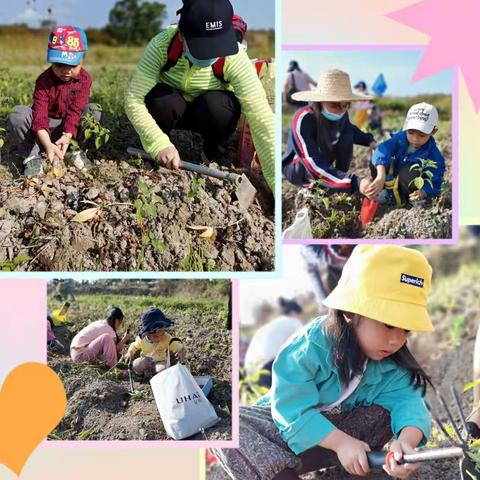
[[23, 154, 44, 177], [66, 150, 92, 171]]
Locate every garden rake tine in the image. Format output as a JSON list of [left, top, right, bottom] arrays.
[[426, 400, 460, 448], [437, 389, 467, 448], [451, 386, 471, 443]]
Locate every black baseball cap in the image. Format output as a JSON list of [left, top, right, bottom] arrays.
[[177, 0, 239, 60]]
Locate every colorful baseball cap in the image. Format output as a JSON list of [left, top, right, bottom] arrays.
[[177, 0, 238, 60], [47, 26, 88, 66], [403, 102, 439, 134]]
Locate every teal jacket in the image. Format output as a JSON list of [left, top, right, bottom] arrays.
[[256, 317, 431, 455]]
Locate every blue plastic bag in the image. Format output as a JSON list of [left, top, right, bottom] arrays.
[[372, 73, 387, 97]]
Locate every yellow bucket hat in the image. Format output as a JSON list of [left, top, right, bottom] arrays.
[[323, 245, 433, 332]]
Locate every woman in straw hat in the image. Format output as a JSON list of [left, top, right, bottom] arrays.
[[282, 69, 377, 193], [214, 245, 434, 479]]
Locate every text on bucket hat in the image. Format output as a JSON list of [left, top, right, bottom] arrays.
[[322, 245, 433, 332], [47, 26, 88, 66], [139, 308, 174, 337], [403, 102, 439, 134], [292, 69, 374, 103], [177, 0, 238, 60]]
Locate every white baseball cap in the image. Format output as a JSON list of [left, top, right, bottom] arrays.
[[403, 102, 439, 134]]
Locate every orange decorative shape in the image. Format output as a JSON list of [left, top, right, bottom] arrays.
[[0, 363, 67, 476]]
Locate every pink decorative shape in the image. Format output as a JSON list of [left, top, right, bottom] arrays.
[[387, 0, 480, 111]]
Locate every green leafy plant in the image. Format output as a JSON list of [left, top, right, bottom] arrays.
[[130, 390, 148, 400], [77, 429, 94, 440], [0, 254, 30, 271], [68, 137, 80, 152], [133, 180, 166, 268], [239, 368, 270, 405], [82, 111, 110, 150], [409, 158, 437, 191], [0, 127, 6, 149], [308, 180, 331, 210], [134, 180, 163, 225], [127, 152, 143, 168], [450, 314, 466, 344], [187, 176, 206, 200], [179, 236, 216, 272]]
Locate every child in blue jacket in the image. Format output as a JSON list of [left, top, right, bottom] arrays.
[[366, 102, 446, 205], [214, 245, 434, 479]]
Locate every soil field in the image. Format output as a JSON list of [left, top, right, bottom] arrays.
[[281, 101, 452, 239], [47, 280, 232, 441], [0, 48, 275, 271]]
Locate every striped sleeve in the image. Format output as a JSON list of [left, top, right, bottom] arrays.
[[124, 30, 173, 160], [225, 50, 275, 193], [292, 108, 357, 192]]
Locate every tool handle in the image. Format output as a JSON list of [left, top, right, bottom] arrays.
[[127, 147, 239, 183], [179, 160, 240, 183], [367, 447, 464, 468]]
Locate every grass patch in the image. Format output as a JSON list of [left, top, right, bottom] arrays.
[[48, 291, 228, 339]]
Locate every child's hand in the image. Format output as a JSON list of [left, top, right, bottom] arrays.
[[409, 190, 427, 201], [336, 435, 371, 477], [175, 348, 186, 362], [122, 331, 133, 342], [365, 177, 385, 199], [358, 177, 372, 196], [383, 440, 421, 478], [45, 142, 64, 162], [369, 141, 377, 151], [55, 134, 72, 156], [156, 145, 180, 170], [124, 352, 132, 364]]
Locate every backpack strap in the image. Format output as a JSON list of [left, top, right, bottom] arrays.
[[162, 32, 184, 73], [212, 56, 227, 84], [162, 32, 228, 84]]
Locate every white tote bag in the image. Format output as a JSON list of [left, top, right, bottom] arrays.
[[150, 363, 219, 440], [282, 207, 313, 239]]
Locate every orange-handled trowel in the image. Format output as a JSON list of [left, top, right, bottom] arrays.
[[360, 197, 379, 225]]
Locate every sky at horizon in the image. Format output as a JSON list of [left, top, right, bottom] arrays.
[[1, 0, 274, 30], [283, 50, 452, 97]]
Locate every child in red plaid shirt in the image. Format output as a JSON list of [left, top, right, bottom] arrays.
[[7, 26, 100, 176]]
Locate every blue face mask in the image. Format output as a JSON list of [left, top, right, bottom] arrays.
[[184, 50, 218, 68], [321, 106, 345, 121]]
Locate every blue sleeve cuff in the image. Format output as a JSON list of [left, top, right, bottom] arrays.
[[371, 154, 390, 167], [391, 410, 431, 447]]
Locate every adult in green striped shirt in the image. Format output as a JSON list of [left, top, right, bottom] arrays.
[[125, 0, 275, 192]]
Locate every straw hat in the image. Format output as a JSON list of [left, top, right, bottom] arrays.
[[323, 245, 433, 332], [292, 68, 374, 103]]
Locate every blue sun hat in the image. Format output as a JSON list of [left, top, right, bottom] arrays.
[[47, 26, 88, 65], [139, 308, 174, 337]]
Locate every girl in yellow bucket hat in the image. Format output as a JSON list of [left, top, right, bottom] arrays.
[[214, 245, 434, 480]]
